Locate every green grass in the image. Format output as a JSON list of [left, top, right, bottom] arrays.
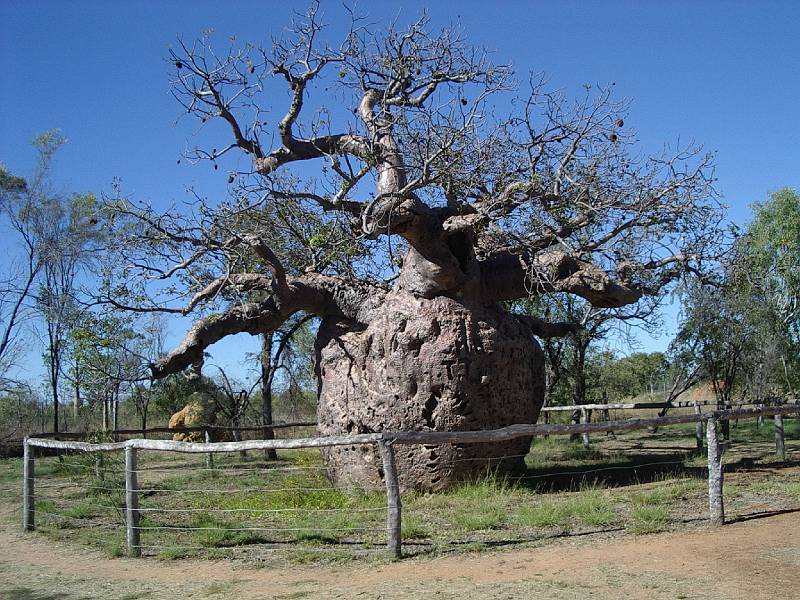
[[189, 512, 270, 548], [630, 478, 704, 506], [512, 487, 615, 530], [571, 489, 617, 526], [730, 418, 800, 442], [62, 500, 102, 519], [628, 505, 669, 534], [452, 501, 507, 532], [0, 417, 796, 566], [746, 475, 800, 499], [400, 513, 431, 539]]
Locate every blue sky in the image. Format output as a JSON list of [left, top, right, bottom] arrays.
[[2, 1, 799, 382]]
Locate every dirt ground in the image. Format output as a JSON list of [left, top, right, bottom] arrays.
[[1, 506, 798, 600]]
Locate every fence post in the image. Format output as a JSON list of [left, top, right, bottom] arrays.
[[694, 403, 703, 452], [378, 438, 402, 559], [580, 408, 590, 449], [125, 446, 141, 557], [204, 429, 214, 470], [22, 438, 34, 531], [95, 454, 105, 482], [706, 416, 724, 526], [774, 413, 785, 460]]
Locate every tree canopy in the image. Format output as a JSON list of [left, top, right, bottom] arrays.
[[97, 5, 722, 379]]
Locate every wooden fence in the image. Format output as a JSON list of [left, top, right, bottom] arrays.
[[22, 404, 799, 559], [27, 420, 317, 440], [540, 398, 799, 450]]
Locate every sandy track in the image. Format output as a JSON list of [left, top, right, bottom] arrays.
[[2, 508, 799, 599]]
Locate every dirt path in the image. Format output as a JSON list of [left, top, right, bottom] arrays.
[[2, 509, 799, 600]]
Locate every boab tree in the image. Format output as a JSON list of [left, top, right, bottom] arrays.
[[103, 7, 720, 489]]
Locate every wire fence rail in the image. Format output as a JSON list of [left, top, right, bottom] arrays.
[[21, 403, 799, 559]]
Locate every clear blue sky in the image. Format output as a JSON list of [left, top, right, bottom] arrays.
[[2, 0, 799, 381]]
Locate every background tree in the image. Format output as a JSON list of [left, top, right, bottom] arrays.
[[674, 267, 759, 439], [102, 6, 722, 488], [1, 132, 100, 432], [521, 290, 664, 422], [739, 188, 800, 395], [0, 159, 46, 389]]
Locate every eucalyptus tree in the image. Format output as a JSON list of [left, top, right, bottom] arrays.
[[33, 138, 100, 432], [1, 132, 100, 431], [103, 6, 721, 488], [741, 188, 800, 395], [0, 166, 39, 389]]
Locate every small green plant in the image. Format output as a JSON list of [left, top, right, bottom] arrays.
[[628, 505, 669, 534], [568, 489, 616, 526], [452, 502, 507, 532], [512, 487, 615, 529], [513, 500, 570, 528], [400, 512, 430, 539], [63, 501, 100, 520]]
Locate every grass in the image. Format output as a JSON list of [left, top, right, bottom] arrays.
[[747, 475, 800, 499], [400, 513, 431, 539], [628, 505, 669, 534], [513, 487, 616, 530], [730, 418, 800, 443], [0, 417, 796, 565], [452, 501, 507, 532]]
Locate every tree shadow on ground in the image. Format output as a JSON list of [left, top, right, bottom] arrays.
[[726, 506, 800, 524], [402, 525, 629, 556], [1, 588, 75, 600], [518, 453, 800, 493]]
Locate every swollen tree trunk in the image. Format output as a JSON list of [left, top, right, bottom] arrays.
[[315, 290, 544, 491], [261, 333, 277, 461], [152, 254, 622, 490]]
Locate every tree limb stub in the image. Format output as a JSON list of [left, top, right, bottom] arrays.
[[515, 315, 579, 338], [151, 273, 387, 379], [480, 251, 643, 308]]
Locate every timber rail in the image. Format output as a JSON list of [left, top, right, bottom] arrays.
[[21, 403, 799, 559], [27, 421, 317, 440]]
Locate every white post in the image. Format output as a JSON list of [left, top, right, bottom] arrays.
[[694, 403, 703, 452], [706, 416, 724, 526], [125, 446, 141, 557], [580, 408, 590, 449], [204, 429, 214, 469], [22, 438, 34, 531], [378, 439, 402, 558], [775, 413, 785, 460]]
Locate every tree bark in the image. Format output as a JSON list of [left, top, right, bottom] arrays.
[[261, 332, 277, 461], [315, 290, 544, 490], [73, 365, 81, 421]]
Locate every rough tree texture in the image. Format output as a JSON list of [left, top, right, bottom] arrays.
[[316, 291, 544, 490], [168, 391, 219, 442]]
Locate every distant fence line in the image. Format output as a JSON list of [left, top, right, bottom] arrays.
[[539, 398, 799, 412], [22, 404, 799, 559], [27, 421, 317, 440], [541, 398, 799, 449], [24, 399, 796, 441]]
